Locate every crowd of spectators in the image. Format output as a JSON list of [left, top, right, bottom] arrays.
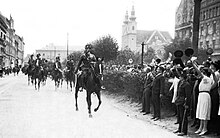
[[140, 57, 220, 136], [104, 56, 220, 136]]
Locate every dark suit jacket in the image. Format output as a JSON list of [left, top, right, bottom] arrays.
[[144, 72, 154, 89], [151, 73, 165, 95], [175, 80, 191, 106]]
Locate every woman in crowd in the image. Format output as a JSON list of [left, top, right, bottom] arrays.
[[191, 59, 217, 136], [209, 61, 220, 134]]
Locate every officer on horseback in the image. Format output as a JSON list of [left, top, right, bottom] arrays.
[[28, 54, 35, 70], [54, 56, 62, 73], [34, 53, 43, 71], [74, 44, 101, 91], [66, 56, 74, 71]]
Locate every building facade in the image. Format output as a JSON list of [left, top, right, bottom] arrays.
[[35, 43, 81, 62], [175, 0, 220, 59], [122, 5, 172, 59], [0, 13, 25, 67], [0, 13, 8, 68]]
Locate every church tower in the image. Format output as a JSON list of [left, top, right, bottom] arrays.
[[122, 5, 137, 51]]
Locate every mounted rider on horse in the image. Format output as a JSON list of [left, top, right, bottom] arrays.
[[53, 56, 63, 82], [74, 44, 101, 91]]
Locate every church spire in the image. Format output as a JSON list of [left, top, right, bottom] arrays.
[[123, 10, 129, 24], [130, 5, 136, 21]]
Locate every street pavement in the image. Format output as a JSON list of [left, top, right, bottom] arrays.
[[0, 73, 179, 138]]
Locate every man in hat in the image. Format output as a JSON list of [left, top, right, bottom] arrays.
[[28, 54, 35, 68], [54, 56, 62, 73], [74, 44, 101, 91], [151, 66, 165, 121], [34, 53, 43, 71]]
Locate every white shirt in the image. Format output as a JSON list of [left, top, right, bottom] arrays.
[[199, 75, 213, 92], [169, 77, 180, 103]]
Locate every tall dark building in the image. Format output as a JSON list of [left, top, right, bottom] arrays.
[[175, 0, 220, 59]]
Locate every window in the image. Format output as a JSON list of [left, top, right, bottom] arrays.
[[200, 12, 203, 20], [210, 9, 212, 18], [200, 26, 204, 36], [206, 10, 209, 19], [206, 41, 210, 48], [213, 21, 216, 33], [200, 42, 203, 48], [216, 7, 219, 16], [213, 7, 216, 17], [132, 26, 134, 30], [213, 40, 216, 49]]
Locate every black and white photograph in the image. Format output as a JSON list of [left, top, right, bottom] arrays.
[[0, 0, 220, 137]]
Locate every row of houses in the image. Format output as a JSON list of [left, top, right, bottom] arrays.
[[0, 13, 24, 68]]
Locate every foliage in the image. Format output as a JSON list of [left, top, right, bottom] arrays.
[[115, 49, 136, 65], [67, 51, 83, 64], [103, 71, 173, 109], [143, 47, 156, 64], [163, 38, 208, 64], [109, 48, 155, 66], [103, 70, 145, 100], [92, 35, 119, 62]]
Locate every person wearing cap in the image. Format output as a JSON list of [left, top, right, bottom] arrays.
[[34, 53, 43, 71], [28, 54, 35, 72], [151, 66, 165, 121], [141, 66, 153, 115], [74, 44, 101, 91], [54, 56, 62, 73], [173, 67, 191, 136]]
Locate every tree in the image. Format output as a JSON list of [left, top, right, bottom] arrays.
[[164, 38, 208, 64], [92, 35, 119, 62], [143, 47, 156, 64], [67, 51, 83, 64], [115, 49, 135, 65]]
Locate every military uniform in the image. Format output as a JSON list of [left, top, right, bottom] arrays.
[[75, 52, 101, 89]]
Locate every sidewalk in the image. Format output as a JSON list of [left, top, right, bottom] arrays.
[[103, 91, 219, 138]]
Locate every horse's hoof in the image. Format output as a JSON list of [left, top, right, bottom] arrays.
[[89, 114, 93, 118], [76, 108, 79, 111], [94, 108, 98, 112]]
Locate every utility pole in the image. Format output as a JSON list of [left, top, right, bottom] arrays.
[[141, 42, 146, 67], [192, 0, 202, 56]]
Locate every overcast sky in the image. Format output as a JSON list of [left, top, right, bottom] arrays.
[[0, 0, 181, 56]]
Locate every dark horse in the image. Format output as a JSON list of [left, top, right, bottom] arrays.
[[33, 66, 44, 91], [52, 68, 63, 90], [75, 61, 103, 118], [12, 66, 20, 76], [21, 64, 34, 85], [64, 67, 75, 91]]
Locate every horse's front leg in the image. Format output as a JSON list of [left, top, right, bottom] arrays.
[[70, 81, 73, 91], [94, 90, 102, 112], [38, 79, 40, 91], [75, 81, 80, 111], [28, 75, 30, 85], [86, 92, 92, 118], [67, 80, 69, 90], [35, 78, 37, 90]]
